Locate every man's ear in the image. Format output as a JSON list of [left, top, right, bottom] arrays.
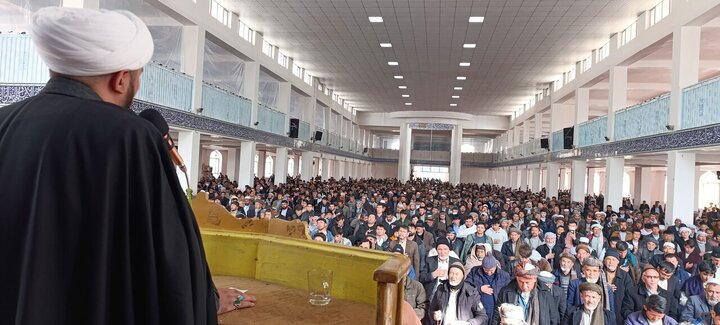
[[108, 70, 131, 94]]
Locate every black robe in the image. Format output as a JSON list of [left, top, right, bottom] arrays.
[[0, 77, 217, 324]]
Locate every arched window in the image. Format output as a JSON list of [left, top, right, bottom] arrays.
[[287, 158, 295, 176], [700, 171, 719, 208], [265, 156, 274, 178], [209, 150, 222, 178], [254, 154, 259, 177]]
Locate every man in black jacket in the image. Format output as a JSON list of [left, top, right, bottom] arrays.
[[603, 249, 634, 325], [622, 265, 678, 321], [419, 239, 460, 300], [492, 263, 560, 324], [565, 283, 616, 325]]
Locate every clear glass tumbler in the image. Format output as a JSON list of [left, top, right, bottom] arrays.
[[307, 269, 333, 306]]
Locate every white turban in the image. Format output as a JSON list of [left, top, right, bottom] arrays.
[[30, 7, 153, 76]]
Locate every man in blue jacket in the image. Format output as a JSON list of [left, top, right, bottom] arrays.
[[465, 254, 510, 321]]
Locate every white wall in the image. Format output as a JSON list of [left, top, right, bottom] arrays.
[[373, 163, 398, 179], [460, 167, 490, 184]]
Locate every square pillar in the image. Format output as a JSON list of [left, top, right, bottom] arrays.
[[300, 151, 314, 181], [605, 157, 625, 211], [226, 148, 238, 182], [274, 147, 288, 184], [238, 141, 256, 188], [449, 125, 463, 185], [177, 130, 200, 193], [321, 157, 330, 180], [398, 123, 413, 182], [333, 159, 341, 179], [669, 26, 701, 129], [181, 26, 205, 111], [559, 167, 567, 191], [571, 160, 588, 202], [534, 113, 543, 139], [634, 167, 652, 207], [520, 168, 529, 190], [588, 168, 596, 195], [277, 82, 291, 135], [574, 88, 589, 147], [256, 150, 266, 178], [607, 66, 627, 141], [666, 151, 696, 226], [243, 62, 260, 128], [546, 163, 560, 199], [531, 167, 541, 192]]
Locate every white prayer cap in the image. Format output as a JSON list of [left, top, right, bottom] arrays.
[[579, 237, 590, 244], [30, 7, 153, 77], [529, 250, 542, 262]]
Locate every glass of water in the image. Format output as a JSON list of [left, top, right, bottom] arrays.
[[307, 269, 333, 306]]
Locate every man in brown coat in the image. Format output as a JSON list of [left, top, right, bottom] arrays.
[[389, 225, 421, 278]]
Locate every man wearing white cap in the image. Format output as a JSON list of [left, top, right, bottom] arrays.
[[0, 7, 251, 324]]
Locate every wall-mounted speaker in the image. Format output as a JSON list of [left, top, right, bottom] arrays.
[[314, 131, 323, 141], [563, 126, 574, 149], [288, 118, 299, 138], [540, 138, 549, 149]]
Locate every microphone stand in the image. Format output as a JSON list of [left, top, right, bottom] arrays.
[[179, 165, 192, 205]]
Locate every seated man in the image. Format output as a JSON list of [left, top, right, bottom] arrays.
[[565, 283, 616, 325], [680, 278, 720, 324], [624, 294, 678, 325]]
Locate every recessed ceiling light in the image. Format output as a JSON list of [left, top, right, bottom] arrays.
[[459, 62, 471, 67], [388, 61, 398, 66], [452, 95, 460, 99], [405, 102, 412, 106], [401, 94, 410, 98], [380, 42, 392, 48], [457, 76, 467, 80], [450, 103, 458, 107], [454, 87, 463, 90], [469, 16, 485, 23], [398, 85, 407, 89], [394, 75, 404, 79], [369, 16, 383, 23], [463, 43, 476, 48]]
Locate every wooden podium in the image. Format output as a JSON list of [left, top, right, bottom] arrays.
[[191, 193, 410, 325]]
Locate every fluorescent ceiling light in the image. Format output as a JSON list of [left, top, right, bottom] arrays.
[[450, 103, 458, 107], [401, 94, 410, 98], [398, 85, 407, 89], [456, 76, 467, 80], [452, 95, 460, 99], [469, 16, 485, 23], [404, 102, 412, 106], [380, 43, 392, 48], [369, 16, 383, 23], [388, 61, 398, 66], [463, 43, 476, 48], [394, 75, 404, 79], [459, 62, 471, 67], [454, 87, 463, 90]]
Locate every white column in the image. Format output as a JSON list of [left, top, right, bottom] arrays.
[[300, 152, 314, 181], [238, 141, 256, 188], [534, 113, 543, 140], [449, 124, 463, 185], [292, 155, 300, 177], [546, 162, 560, 199], [571, 160, 588, 202], [62, 0, 99, 8], [574, 88, 589, 147], [520, 168, 529, 190], [634, 167, 652, 207], [607, 66, 628, 141], [277, 82, 291, 135], [522, 123, 531, 143], [666, 151, 696, 226], [510, 168, 519, 189], [695, 167, 702, 211], [343, 160, 351, 179], [177, 130, 200, 193], [588, 168, 596, 195], [257, 150, 266, 178], [669, 26, 701, 129], [243, 62, 260, 128], [605, 157, 625, 210], [321, 157, 330, 180], [398, 123, 413, 182], [274, 147, 288, 184], [180, 26, 205, 112], [531, 167, 541, 192], [226, 148, 238, 182], [559, 167, 567, 191], [333, 159, 341, 179]]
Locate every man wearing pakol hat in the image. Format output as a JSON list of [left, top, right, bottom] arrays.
[[603, 248, 634, 325], [428, 262, 488, 325], [0, 6, 245, 324], [553, 253, 580, 296], [420, 238, 460, 300], [567, 257, 616, 316], [465, 254, 511, 322], [493, 263, 560, 325], [565, 283, 616, 325]]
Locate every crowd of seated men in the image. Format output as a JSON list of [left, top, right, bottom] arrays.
[[197, 169, 720, 325]]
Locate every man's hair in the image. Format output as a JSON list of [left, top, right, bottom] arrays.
[[313, 233, 326, 241], [644, 294, 667, 313], [375, 223, 386, 230], [517, 244, 533, 258], [657, 261, 675, 274], [664, 253, 679, 261], [397, 225, 409, 231], [685, 238, 697, 248], [699, 261, 716, 274], [616, 241, 628, 252]]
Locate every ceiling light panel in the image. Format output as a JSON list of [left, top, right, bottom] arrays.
[[368, 16, 383, 23]]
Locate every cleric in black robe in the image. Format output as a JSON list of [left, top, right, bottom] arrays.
[[0, 6, 252, 324]]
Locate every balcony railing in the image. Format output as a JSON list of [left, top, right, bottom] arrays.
[[136, 63, 194, 111], [0, 35, 49, 84], [551, 130, 564, 152], [577, 116, 608, 147], [299, 121, 311, 142], [682, 74, 720, 129], [257, 103, 286, 135], [614, 94, 669, 141], [201, 84, 252, 126]]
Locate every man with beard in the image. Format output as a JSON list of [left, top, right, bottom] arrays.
[[536, 232, 563, 270], [414, 221, 435, 253], [428, 262, 488, 325], [501, 229, 522, 272], [603, 249, 633, 325], [567, 257, 615, 315], [524, 225, 544, 250], [465, 255, 511, 322], [680, 277, 720, 323], [554, 253, 580, 296], [493, 263, 560, 324], [389, 226, 421, 280], [420, 239, 460, 300], [565, 283, 616, 325], [460, 223, 492, 262]]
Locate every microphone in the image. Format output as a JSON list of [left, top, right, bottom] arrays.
[[139, 109, 186, 173], [139, 109, 191, 194]]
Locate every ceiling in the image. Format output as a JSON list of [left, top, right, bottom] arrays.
[[219, 0, 658, 115]]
